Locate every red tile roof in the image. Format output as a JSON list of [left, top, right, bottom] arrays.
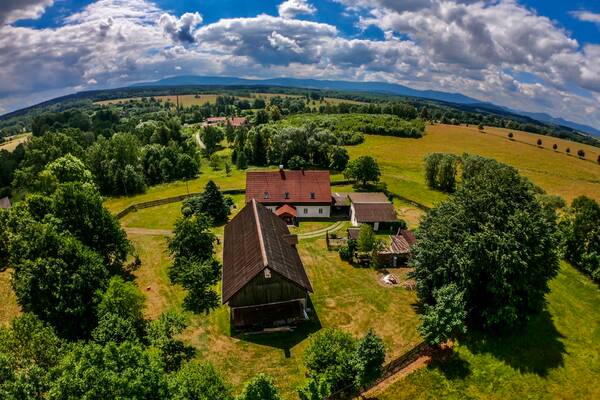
[[245, 170, 331, 204], [275, 204, 297, 218]]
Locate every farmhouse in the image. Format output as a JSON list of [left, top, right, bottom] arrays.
[[246, 168, 331, 223], [0, 197, 11, 209], [335, 192, 398, 231], [202, 116, 247, 128], [222, 199, 313, 329]]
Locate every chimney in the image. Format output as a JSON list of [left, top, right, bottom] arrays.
[[279, 165, 285, 179]]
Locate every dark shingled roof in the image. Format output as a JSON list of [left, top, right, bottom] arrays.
[[245, 170, 331, 204], [222, 199, 312, 304], [353, 202, 398, 223], [348, 192, 389, 203]]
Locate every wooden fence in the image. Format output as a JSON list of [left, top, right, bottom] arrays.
[[115, 188, 246, 219], [325, 341, 429, 400]]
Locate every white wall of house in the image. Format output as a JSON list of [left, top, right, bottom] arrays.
[[297, 205, 330, 218], [265, 204, 331, 218]]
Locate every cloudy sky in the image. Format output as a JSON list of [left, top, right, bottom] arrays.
[[0, 0, 599, 128]]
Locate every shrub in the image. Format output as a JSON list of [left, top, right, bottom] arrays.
[[553, 143, 558, 151], [577, 149, 585, 158], [508, 132, 514, 139], [537, 139, 542, 146], [338, 245, 353, 261]]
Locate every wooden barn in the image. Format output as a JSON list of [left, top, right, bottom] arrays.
[[222, 199, 313, 330]]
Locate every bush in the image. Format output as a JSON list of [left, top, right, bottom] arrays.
[[288, 155, 307, 170], [577, 149, 585, 158], [338, 245, 353, 261]]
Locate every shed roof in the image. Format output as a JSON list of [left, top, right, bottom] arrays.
[[353, 202, 397, 223], [348, 192, 389, 203], [245, 170, 331, 204], [275, 204, 297, 218], [386, 229, 416, 254], [0, 197, 11, 209], [222, 199, 312, 304]]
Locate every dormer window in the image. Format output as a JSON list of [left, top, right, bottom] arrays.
[[284, 192, 290, 199], [263, 192, 269, 199], [310, 192, 316, 199], [264, 268, 271, 279]]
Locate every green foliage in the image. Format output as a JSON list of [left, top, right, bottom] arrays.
[[353, 329, 386, 388], [49, 341, 168, 399], [412, 158, 559, 332], [357, 224, 376, 252], [424, 153, 459, 193], [167, 213, 221, 313], [236, 374, 282, 400], [182, 180, 231, 225], [328, 145, 349, 171], [92, 276, 147, 344], [344, 155, 381, 186], [338, 244, 353, 261], [418, 283, 467, 345], [168, 214, 216, 261], [86, 133, 146, 196], [577, 149, 585, 158], [142, 143, 199, 185], [169, 362, 233, 400], [0, 313, 64, 399], [41, 154, 94, 191], [147, 311, 194, 372], [201, 126, 225, 156], [288, 155, 307, 170], [561, 196, 600, 281], [10, 222, 110, 338], [301, 328, 386, 397]]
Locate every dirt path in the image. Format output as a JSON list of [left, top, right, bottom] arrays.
[[195, 132, 206, 149], [359, 353, 432, 398], [124, 227, 173, 236], [297, 221, 346, 239]]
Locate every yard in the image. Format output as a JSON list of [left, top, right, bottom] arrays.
[[375, 261, 600, 400], [130, 233, 422, 398]]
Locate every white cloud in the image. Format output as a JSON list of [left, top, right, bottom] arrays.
[[0, 0, 597, 130], [0, 0, 53, 25], [571, 10, 600, 26], [278, 0, 317, 19]]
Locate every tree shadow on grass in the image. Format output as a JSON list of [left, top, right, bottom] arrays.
[[233, 297, 322, 358], [429, 346, 471, 380], [463, 309, 566, 377]]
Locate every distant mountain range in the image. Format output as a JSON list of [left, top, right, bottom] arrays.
[[133, 75, 600, 137]]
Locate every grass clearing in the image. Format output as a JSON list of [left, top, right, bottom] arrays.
[[0, 133, 30, 152], [347, 124, 600, 206], [376, 262, 600, 400], [130, 232, 421, 398], [0, 270, 20, 326]]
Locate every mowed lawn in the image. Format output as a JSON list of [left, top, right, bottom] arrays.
[[130, 233, 421, 398], [346, 124, 600, 207], [376, 262, 600, 400]]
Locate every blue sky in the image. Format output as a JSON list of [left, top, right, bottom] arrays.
[[1, 0, 599, 128]]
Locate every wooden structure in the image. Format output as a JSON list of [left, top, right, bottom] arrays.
[[222, 199, 313, 330], [0, 197, 11, 209], [378, 229, 417, 267]]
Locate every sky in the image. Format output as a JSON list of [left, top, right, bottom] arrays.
[[0, 0, 599, 128]]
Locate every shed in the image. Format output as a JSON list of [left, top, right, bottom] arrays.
[[222, 199, 313, 329]]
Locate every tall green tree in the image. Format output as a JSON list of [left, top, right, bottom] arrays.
[[343, 156, 381, 187], [200, 126, 224, 156], [412, 159, 559, 335], [147, 311, 194, 372], [182, 181, 232, 225], [561, 196, 600, 281], [237, 374, 282, 400], [169, 362, 232, 400]]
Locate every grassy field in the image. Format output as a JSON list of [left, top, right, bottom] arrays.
[[129, 233, 421, 398], [0, 270, 20, 326], [96, 94, 222, 107], [376, 261, 600, 400], [346, 124, 600, 207], [0, 133, 30, 152]]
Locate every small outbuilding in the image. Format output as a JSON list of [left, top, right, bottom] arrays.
[[0, 197, 11, 210], [348, 192, 398, 231], [378, 229, 417, 267], [222, 199, 313, 330]]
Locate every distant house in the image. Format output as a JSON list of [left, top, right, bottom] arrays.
[[222, 199, 313, 330], [246, 168, 332, 222], [202, 116, 247, 128], [378, 229, 417, 267], [0, 197, 11, 210], [337, 192, 398, 231]]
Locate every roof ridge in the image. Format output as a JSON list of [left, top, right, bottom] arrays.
[[251, 199, 268, 267]]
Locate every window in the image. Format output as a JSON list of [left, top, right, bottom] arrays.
[[310, 192, 316, 199], [264, 268, 271, 279], [263, 192, 269, 199], [318, 208, 323, 214], [304, 208, 308, 214], [284, 191, 290, 199]]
